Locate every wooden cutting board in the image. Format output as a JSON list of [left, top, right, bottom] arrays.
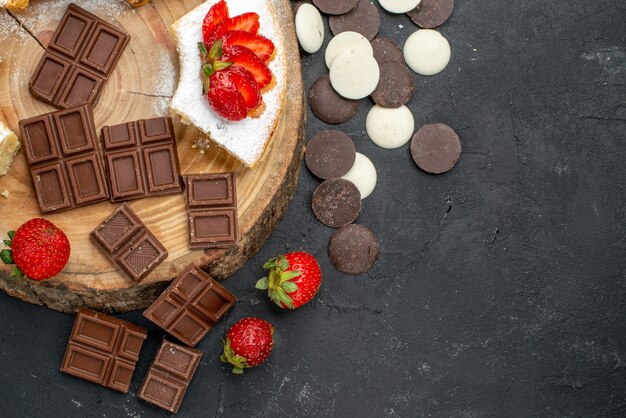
[[0, 0, 305, 313]]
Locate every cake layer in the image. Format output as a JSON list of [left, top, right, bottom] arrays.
[[170, 0, 287, 168]]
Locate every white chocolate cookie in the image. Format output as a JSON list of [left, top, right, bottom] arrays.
[[330, 50, 380, 100], [366, 105, 414, 149], [403, 29, 451, 76], [342, 153, 377, 199], [296, 3, 325, 53], [325, 31, 373, 68], [378, 0, 421, 14]]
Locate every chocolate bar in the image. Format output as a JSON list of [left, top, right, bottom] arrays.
[[102, 117, 183, 202], [138, 340, 202, 413], [143, 265, 236, 347], [184, 173, 239, 249], [29, 4, 129, 109], [60, 308, 147, 393], [18, 104, 109, 213], [91, 202, 168, 283]]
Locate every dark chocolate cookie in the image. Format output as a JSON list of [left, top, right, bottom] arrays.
[[312, 178, 361, 228], [371, 37, 404, 64], [306, 130, 356, 180], [328, 224, 380, 275], [410, 123, 461, 174], [407, 0, 454, 29], [308, 74, 360, 124], [329, 0, 380, 41], [313, 0, 359, 15], [371, 61, 414, 108]]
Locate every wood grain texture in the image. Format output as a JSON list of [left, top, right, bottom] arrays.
[[0, 0, 305, 313]]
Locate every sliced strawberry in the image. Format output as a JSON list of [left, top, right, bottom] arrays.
[[204, 12, 260, 46], [206, 70, 248, 121], [202, 0, 230, 43], [222, 44, 272, 89], [224, 66, 262, 109], [222, 30, 275, 62]]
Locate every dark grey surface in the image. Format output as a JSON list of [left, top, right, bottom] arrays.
[[2, 0, 626, 416]]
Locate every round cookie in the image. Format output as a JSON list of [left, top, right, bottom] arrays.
[[295, 4, 325, 53], [407, 0, 454, 29], [366, 105, 415, 149], [312, 179, 362, 228], [305, 130, 356, 180], [329, 0, 381, 41], [371, 37, 404, 64], [378, 0, 421, 14], [328, 224, 380, 275], [371, 61, 414, 108], [410, 123, 461, 174], [330, 50, 380, 100], [403, 29, 451, 76], [313, 0, 359, 15], [325, 31, 373, 68], [308, 74, 360, 124], [341, 153, 377, 199]]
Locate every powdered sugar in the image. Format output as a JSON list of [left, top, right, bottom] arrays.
[[170, 0, 287, 168]]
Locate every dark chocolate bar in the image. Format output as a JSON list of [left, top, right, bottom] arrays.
[[102, 117, 183, 202], [91, 202, 168, 283], [29, 4, 129, 109], [60, 308, 147, 393], [143, 265, 236, 347], [138, 340, 202, 413], [18, 104, 109, 213], [184, 173, 240, 249]]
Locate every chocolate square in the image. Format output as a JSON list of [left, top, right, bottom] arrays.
[[102, 122, 137, 150], [79, 22, 129, 74], [18, 104, 109, 213], [189, 209, 239, 249], [29, 4, 129, 109], [143, 265, 236, 347], [90, 203, 168, 283], [60, 308, 147, 393], [138, 340, 202, 413], [58, 66, 105, 109], [102, 117, 182, 202], [31, 163, 72, 213], [183, 173, 239, 249], [29, 52, 73, 102]]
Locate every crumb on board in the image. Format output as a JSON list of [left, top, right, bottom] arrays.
[[1, 190, 9, 199]]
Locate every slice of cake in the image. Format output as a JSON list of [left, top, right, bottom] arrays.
[[0, 121, 21, 176], [170, 0, 287, 168]]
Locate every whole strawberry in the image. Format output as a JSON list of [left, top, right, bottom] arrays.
[[255, 251, 322, 309], [221, 317, 274, 374], [0, 218, 70, 280]]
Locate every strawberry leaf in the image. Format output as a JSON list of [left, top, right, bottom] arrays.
[[213, 60, 233, 71], [209, 39, 224, 62], [278, 257, 289, 271], [275, 287, 294, 309], [7, 231, 15, 240], [255, 277, 269, 290], [12, 266, 23, 279], [0, 249, 13, 264], [232, 366, 244, 375], [281, 281, 298, 293], [3, 240, 11, 248], [263, 257, 278, 270], [279, 270, 301, 283], [198, 41, 208, 58]]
